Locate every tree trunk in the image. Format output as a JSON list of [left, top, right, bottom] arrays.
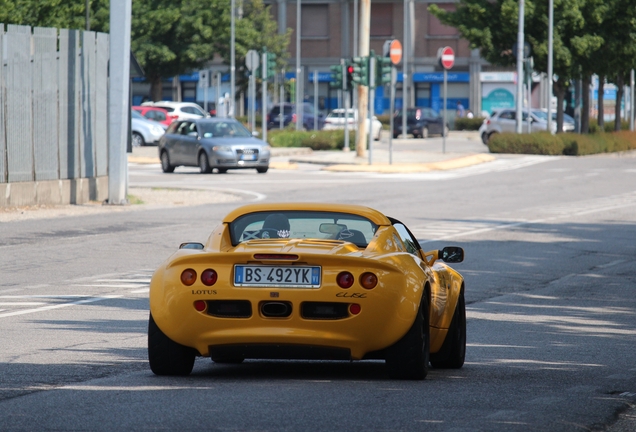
[[150, 75, 163, 102], [598, 76, 605, 131], [553, 78, 566, 133], [581, 75, 590, 134], [615, 74, 624, 131]]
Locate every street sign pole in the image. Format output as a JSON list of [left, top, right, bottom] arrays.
[[342, 59, 350, 152], [389, 65, 396, 164], [368, 55, 376, 165], [516, 0, 525, 133], [313, 70, 318, 130], [280, 69, 285, 130], [443, 68, 447, 154], [262, 52, 268, 143]]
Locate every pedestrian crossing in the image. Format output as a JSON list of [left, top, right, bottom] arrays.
[[413, 191, 636, 243], [0, 270, 154, 318]]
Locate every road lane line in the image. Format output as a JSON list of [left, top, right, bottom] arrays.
[[0, 295, 123, 318]]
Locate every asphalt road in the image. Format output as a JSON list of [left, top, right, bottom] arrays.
[[1, 142, 635, 431]]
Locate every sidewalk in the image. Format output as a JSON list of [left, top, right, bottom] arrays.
[[128, 130, 496, 173]]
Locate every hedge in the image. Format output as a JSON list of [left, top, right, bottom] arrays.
[[488, 131, 636, 156], [267, 130, 356, 150], [455, 117, 485, 131], [588, 119, 630, 134]]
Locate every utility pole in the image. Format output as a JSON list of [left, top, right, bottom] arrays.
[[230, 0, 236, 117], [515, 0, 524, 133], [401, 0, 408, 139], [296, 0, 302, 131], [356, 0, 370, 157], [547, 0, 553, 133]]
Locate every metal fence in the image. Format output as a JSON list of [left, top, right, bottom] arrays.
[[0, 24, 109, 184]]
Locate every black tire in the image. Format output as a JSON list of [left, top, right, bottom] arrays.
[[392, 133, 398, 139], [132, 132, 145, 147], [481, 132, 489, 145], [430, 289, 466, 369], [199, 152, 212, 174], [217, 168, 228, 174], [148, 313, 196, 376], [487, 131, 497, 143], [385, 296, 430, 380], [256, 167, 269, 174], [160, 151, 175, 173]]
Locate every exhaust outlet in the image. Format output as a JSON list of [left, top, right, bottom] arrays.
[[261, 301, 292, 318]]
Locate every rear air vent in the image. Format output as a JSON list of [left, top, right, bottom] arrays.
[[301, 302, 349, 320], [206, 300, 252, 318]]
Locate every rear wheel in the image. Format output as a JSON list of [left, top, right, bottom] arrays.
[[430, 289, 466, 369], [148, 313, 196, 376], [385, 297, 430, 380], [199, 152, 212, 174], [160, 151, 175, 173], [256, 167, 269, 174], [217, 168, 228, 174]]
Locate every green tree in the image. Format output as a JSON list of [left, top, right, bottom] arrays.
[[0, 0, 85, 29], [428, 0, 609, 133]]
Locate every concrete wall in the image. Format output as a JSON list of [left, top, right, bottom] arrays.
[[0, 177, 108, 207]]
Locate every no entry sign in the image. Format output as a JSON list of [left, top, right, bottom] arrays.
[[389, 40, 402, 65], [438, 46, 455, 70]]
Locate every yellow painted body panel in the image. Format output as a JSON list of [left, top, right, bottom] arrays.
[[150, 203, 464, 360]]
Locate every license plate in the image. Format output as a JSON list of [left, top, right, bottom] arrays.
[[234, 265, 321, 288], [240, 154, 257, 161]]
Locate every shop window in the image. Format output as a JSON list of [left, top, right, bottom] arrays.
[[302, 5, 329, 38], [428, 4, 458, 36], [371, 4, 393, 37]]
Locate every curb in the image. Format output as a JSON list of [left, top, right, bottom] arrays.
[[321, 154, 495, 173]]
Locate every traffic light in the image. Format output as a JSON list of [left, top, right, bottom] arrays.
[[330, 64, 343, 89], [346, 62, 354, 90], [377, 55, 392, 85], [351, 56, 369, 87], [266, 51, 277, 79], [262, 47, 277, 80]]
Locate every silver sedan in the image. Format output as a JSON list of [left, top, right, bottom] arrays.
[[158, 119, 271, 174]]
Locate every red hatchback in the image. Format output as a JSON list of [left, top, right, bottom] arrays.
[[133, 106, 176, 127]]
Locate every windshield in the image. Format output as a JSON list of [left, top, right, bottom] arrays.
[[199, 121, 252, 138], [230, 211, 378, 248], [131, 110, 144, 119], [327, 111, 355, 119]]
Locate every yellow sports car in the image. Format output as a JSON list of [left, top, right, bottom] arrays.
[[148, 203, 466, 380]]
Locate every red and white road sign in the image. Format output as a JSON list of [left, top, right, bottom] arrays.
[[439, 46, 455, 70], [389, 40, 402, 65]]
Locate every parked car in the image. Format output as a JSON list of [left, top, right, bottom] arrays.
[[393, 107, 449, 139], [131, 109, 166, 147], [141, 101, 209, 121], [323, 109, 383, 141], [195, 101, 217, 117], [266, 103, 325, 131], [147, 202, 466, 379], [158, 118, 270, 174], [133, 105, 176, 127], [482, 108, 575, 144]]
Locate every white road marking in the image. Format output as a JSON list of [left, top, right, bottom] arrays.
[[130, 288, 150, 294], [0, 295, 123, 319], [0, 302, 46, 306]]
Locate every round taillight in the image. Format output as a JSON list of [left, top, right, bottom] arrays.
[[201, 269, 218, 286], [194, 300, 206, 312], [181, 269, 197, 286], [360, 272, 377, 289], [349, 304, 361, 315], [336, 271, 354, 289]]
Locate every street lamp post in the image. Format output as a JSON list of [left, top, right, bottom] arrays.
[[296, 0, 302, 130], [230, 0, 236, 117], [547, 0, 553, 133], [516, 0, 525, 134]]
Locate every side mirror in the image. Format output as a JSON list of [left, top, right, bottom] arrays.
[[439, 246, 464, 263], [252, 130, 260, 137], [188, 131, 199, 138], [179, 242, 204, 250]]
